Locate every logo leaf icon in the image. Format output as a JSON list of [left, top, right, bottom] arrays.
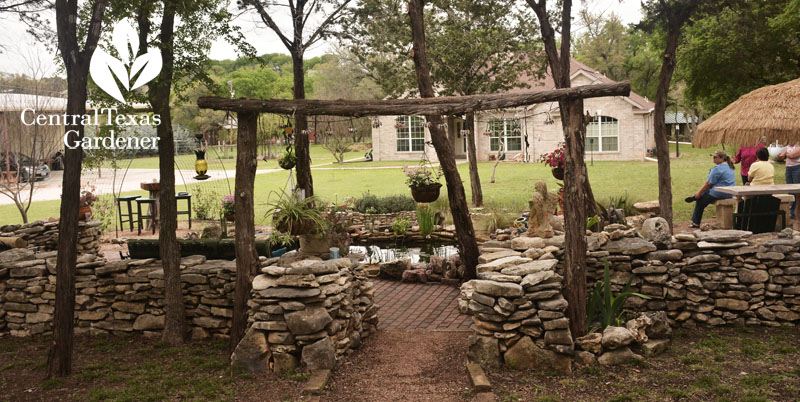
[[89, 20, 163, 104]]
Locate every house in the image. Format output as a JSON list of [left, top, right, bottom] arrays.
[[665, 111, 698, 141], [370, 59, 655, 163]]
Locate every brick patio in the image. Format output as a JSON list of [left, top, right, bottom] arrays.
[[372, 279, 472, 331]]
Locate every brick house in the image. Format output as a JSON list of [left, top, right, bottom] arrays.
[[370, 58, 655, 162]]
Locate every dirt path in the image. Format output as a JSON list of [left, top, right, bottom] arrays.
[[321, 330, 473, 402]]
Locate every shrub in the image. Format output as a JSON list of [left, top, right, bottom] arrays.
[[193, 185, 220, 220], [391, 218, 411, 235], [353, 193, 416, 214]]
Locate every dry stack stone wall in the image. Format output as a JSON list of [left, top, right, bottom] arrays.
[[0, 220, 101, 256], [233, 256, 378, 373], [461, 222, 800, 372]]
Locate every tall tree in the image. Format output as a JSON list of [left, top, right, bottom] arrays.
[[680, 0, 800, 113], [239, 0, 352, 198], [48, 0, 108, 377], [346, 0, 544, 206], [526, 0, 595, 338], [573, 11, 628, 82], [406, 0, 480, 279], [641, 0, 704, 234]]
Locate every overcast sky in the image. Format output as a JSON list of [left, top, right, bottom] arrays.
[[0, 0, 643, 77]]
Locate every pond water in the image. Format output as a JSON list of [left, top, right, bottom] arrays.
[[349, 243, 459, 264]]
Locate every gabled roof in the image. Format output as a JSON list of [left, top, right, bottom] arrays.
[[508, 58, 655, 114], [665, 111, 697, 124]]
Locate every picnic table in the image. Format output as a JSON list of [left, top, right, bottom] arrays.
[[714, 184, 800, 230]]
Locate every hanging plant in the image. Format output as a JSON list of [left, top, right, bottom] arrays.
[[279, 145, 297, 170]]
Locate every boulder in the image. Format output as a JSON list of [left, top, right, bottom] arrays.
[[503, 336, 557, 370], [575, 333, 603, 354], [252, 274, 277, 290], [476, 256, 532, 273], [401, 269, 427, 283], [694, 229, 751, 242], [428, 255, 446, 275], [286, 307, 333, 335], [500, 259, 558, 276], [641, 217, 671, 245], [601, 326, 635, 349], [478, 250, 522, 264], [645, 249, 683, 261], [379, 259, 408, 280], [302, 337, 336, 371], [715, 298, 749, 311], [598, 347, 642, 366], [272, 352, 299, 372], [641, 339, 670, 357], [633, 201, 659, 214], [231, 328, 270, 373], [643, 311, 672, 339], [521, 271, 555, 288], [467, 335, 502, 369], [624, 314, 652, 344]]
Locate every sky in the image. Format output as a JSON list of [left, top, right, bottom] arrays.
[[0, 0, 644, 77]]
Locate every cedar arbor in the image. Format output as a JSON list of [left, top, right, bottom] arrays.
[[197, 80, 630, 343]]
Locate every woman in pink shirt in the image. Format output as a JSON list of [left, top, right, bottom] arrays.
[[734, 142, 765, 185], [778, 143, 800, 218]]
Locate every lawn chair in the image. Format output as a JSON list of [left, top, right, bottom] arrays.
[[733, 195, 785, 234]]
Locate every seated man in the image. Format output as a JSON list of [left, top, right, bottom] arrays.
[[686, 150, 736, 228], [747, 147, 774, 186]]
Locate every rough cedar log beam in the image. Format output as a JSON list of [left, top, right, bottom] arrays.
[[197, 82, 630, 116]]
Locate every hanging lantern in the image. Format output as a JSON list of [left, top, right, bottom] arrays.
[[324, 121, 334, 136], [194, 149, 210, 180]]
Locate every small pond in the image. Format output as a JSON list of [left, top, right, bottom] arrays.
[[349, 243, 459, 264]]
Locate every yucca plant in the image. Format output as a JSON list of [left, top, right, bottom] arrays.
[[586, 258, 650, 332]]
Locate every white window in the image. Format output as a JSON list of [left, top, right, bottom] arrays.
[[489, 118, 522, 152], [586, 116, 619, 152], [396, 116, 425, 152]]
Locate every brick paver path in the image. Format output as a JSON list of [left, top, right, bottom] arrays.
[[373, 279, 472, 331]]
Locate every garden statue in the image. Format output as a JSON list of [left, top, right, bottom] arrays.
[[527, 181, 558, 238]]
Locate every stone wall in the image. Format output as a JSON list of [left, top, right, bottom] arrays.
[[0, 220, 101, 256], [460, 224, 800, 371], [0, 249, 239, 338], [233, 256, 378, 373]]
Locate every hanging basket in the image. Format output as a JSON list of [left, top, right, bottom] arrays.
[[410, 183, 442, 203], [278, 158, 296, 170], [551, 166, 565, 180]]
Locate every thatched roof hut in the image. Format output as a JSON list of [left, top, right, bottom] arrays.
[[693, 77, 800, 148]]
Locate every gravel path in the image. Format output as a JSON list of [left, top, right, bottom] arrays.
[[323, 330, 473, 402]]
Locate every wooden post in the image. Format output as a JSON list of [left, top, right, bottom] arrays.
[[230, 111, 259, 353]]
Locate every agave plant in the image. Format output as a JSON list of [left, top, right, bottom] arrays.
[[586, 258, 650, 332]]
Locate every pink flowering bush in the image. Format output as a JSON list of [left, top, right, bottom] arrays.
[[539, 142, 566, 168], [222, 194, 235, 216]]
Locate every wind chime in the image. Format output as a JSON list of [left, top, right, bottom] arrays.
[[278, 116, 296, 170]]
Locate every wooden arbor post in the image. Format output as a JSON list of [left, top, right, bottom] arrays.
[[230, 111, 259, 352]]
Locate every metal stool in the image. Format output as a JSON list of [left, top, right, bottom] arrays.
[[136, 198, 158, 235], [116, 195, 141, 231], [176, 192, 192, 229]]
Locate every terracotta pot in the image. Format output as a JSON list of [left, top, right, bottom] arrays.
[[551, 166, 564, 180], [410, 183, 442, 203], [79, 206, 92, 221]]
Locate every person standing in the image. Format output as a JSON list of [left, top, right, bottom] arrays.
[[734, 141, 765, 185], [686, 150, 736, 228], [746, 148, 774, 186], [778, 143, 800, 218]]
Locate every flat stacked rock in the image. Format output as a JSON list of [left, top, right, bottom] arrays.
[[0, 220, 101, 255], [238, 256, 378, 373]]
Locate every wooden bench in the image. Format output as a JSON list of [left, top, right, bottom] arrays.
[[774, 194, 795, 230], [715, 198, 737, 229]]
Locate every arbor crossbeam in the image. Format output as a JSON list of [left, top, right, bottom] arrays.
[[196, 82, 630, 116]]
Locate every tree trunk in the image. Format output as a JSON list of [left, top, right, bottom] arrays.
[[465, 112, 482, 206], [654, 24, 681, 234], [47, 70, 86, 378], [48, 0, 107, 377], [149, 1, 186, 346], [560, 99, 588, 338], [291, 52, 313, 197], [464, 112, 483, 207], [408, 0, 479, 280], [230, 111, 259, 353]]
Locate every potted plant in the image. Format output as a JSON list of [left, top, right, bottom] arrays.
[[222, 194, 235, 222], [540, 142, 566, 180], [403, 162, 443, 203], [324, 202, 353, 257], [79, 190, 97, 221], [265, 189, 325, 236], [268, 231, 294, 257], [278, 146, 296, 170]]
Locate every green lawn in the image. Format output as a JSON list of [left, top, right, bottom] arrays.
[[0, 143, 786, 226]]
